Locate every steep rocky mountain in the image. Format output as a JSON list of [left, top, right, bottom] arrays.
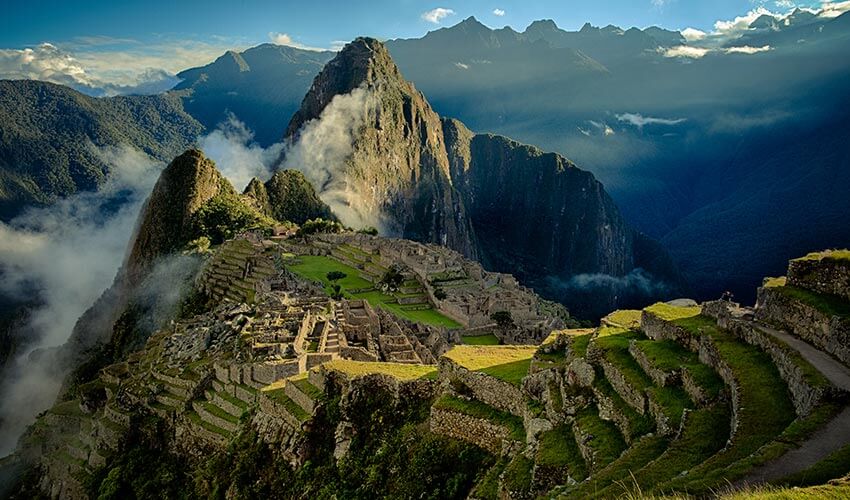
[[283, 38, 681, 317], [0, 80, 203, 221], [174, 44, 333, 146]]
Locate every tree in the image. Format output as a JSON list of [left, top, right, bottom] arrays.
[[379, 266, 404, 292], [330, 284, 344, 300], [491, 311, 514, 330], [434, 288, 447, 301], [327, 271, 347, 282]]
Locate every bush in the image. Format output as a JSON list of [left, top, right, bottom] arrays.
[[297, 218, 345, 236], [191, 192, 275, 244], [434, 288, 447, 300]]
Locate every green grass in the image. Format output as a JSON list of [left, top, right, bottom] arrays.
[[201, 401, 239, 424], [572, 333, 592, 358], [264, 388, 310, 422], [214, 390, 249, 410], [444, 345, 536, 387], [186, 411, 231, 438], [575, 407, 628, 471], [773, 285, 850, 318], [656, 315, 796, 493], [763, 276, 787, 288], [594, 404, 730, 498], [51, 400, 85, 417], [644, 302, 702, 321], [722, 484, 850, 500], [433, 395, 525, 441], [647, 386, 693, 427], [633, 339, 725, 399], [604, 309, 642, 329], [291, 376, 323, 400], [461, 333, 501, 345], [320, 360, 438, 381], [558, 435, 668, 499], [793, 249, 850, 262], [472, 458, 507, 500], [288, 254, 461, 328], [537, 424, 588, 479], [594, 375, 655, 440], [778, 443, 850, 487], [502, 454, 534, 496], [593, 330, 653, 397]]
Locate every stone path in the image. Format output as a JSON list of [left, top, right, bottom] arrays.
[[737, 321, 850, 485]]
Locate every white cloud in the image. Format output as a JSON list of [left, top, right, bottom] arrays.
[[268, 32, 328, 51], [0, 145, 162, 455], [588, 120, 616, 136], [821, 1, 850, 18], [422, 7, 455, 23], [493, 8, 505, 16], [0, 37, 248, 96], [724, 45, 773, 54], [775, 0, 796, 8], [681, 27, 707, 41], [714, 7, 774, 35], [199, 113, 284, 191], [616, 113, 687, 128], [661, 45, 711, 58], [454, 62, 470, 69]]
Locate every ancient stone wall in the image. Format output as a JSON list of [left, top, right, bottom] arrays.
[[429, 407, 512, 454], [788, 257, 850, 302], [439, 358, 526, 416], [757, 287, 850, 365]]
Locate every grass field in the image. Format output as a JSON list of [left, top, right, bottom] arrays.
[[462, 333, 501, 345], [319, 360, 438, 380], [287, 254, 461, 328], [444, 345, 536, 386]]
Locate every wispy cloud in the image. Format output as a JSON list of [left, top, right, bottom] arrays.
[[661, 45, 711, 58], [821, 1, 850, 18], [616, 113, 686, 128], [493, 8, 505, 16], [454, 61, 469, 69], [0, 35, 250, 96], [268, 32, 330, 51], [724, 45, 772, 54], [422, 7, 455, 23]]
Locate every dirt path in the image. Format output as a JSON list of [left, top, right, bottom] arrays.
[[736, 322, 850, 485]]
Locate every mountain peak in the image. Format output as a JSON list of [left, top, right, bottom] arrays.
[[285, 37, 401, 138], [525, 19, 559, 33]]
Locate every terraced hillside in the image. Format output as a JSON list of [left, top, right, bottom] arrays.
[[6, 247, 850, 499]]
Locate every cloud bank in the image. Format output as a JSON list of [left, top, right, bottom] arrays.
[[281, 86, 382, 231], [0, 145, 162, 455], [616, 113, 687, 128], [199, 114, 283, 191]]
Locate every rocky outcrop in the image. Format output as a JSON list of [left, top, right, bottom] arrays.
[[244, 169, 334, 224], [125, 149, 229, 281]]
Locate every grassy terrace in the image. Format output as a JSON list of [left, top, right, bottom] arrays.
[[432, 395, 525, 441], [594, 404, 731, 498], [320, 359, 438, 381], [655, 314, 796, 493], [593, 328, 653, 397], [793, 249, 850, 262], [575, 407, 628, 471], [771, 284, 850, 318], [186, 410, 231, 438], [443, 345, 536, 387], [262, 388, 310, 422], [461, 333, 501, 345], [200, 401, 239, 424], [287, 255, 461, 328], [558, 435, 668, 499], [644, 302, 701, 321], [723, 484, 850, 500], [593, 375, 654, 440], [603, 309, 642, 329], [647, 385, 693, 427], [633, 339, 725, 399], [537, 424, 588, 479]]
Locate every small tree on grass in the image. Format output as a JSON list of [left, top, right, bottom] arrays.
[[327, 271, 347, 282], [379, 266, 405, 292], [434, 288, 447, 301], [330, 284, 344, 300], [491, 310, 515, 330]]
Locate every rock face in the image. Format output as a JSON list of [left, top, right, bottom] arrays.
[[285, 37, 479, 257], [243, 170, 334, 225], [283, 38, 681, 316], [125, 149, 229, 281]]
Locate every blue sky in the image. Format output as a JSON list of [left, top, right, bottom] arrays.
[[0, 0, 845, 94]]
